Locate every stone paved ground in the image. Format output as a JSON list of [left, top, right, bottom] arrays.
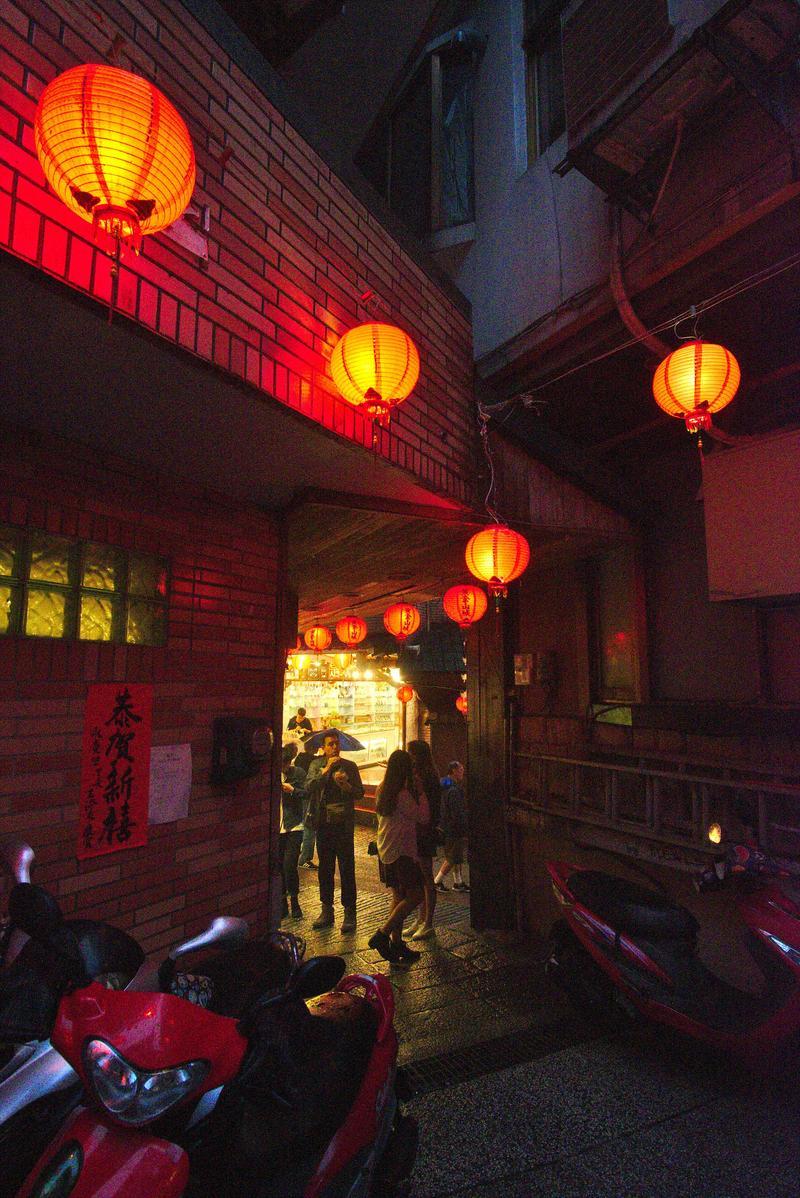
[[288, 828, 800, 1198]]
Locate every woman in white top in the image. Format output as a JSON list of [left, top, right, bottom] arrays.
[[368, 750, 425, 964]]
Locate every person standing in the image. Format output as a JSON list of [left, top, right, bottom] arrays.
[[406, 739, 441, 940], [368, 749, 423, 964], [279, 743, 306, 920], [295, 736, 319, 869], [435, 760, 469, 891], [306, 731, 362, 932], [287, 706, 313, 734]]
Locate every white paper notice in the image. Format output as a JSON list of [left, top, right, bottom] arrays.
[[149, 743, 192, 824]]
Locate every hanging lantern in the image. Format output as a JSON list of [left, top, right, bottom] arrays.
[[465, 525, 530, 601], [335, 615, 367, 648], [34, 64, 195, 255], [304, 625, 332, 653], [383, 602, 421, 643], [334, 652, 352, 671], [443, 584, 488, 631], [330, 323, 420, 425], [397, 685, 414, 704], [652, 341, 741, 436], [455, 694, 468, 716]]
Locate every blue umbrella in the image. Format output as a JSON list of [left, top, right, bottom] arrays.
[[303, 727, 365, 752]]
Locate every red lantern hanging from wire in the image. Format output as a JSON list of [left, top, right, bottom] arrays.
[[397, 685, 414, 704], [652, 340, 741, 439], [443, 584, 488, 630], [465, 525, 530, 602], [383, 602, 421, 643], [304, 625, 332, 653], [335, 615, 368, 648], [455, 693, 468, 716]]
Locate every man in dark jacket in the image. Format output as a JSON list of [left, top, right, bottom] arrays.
[[434, 761, 469, 892], [305, 731, 363, 932]]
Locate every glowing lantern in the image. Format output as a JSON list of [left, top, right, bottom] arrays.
[[334, 653, 352, 671], [304, 625, 332, 653], [465, 525, 530, 600], [34, 64, 195, 255], [443, 584, 488, 630], [652, 341, 740, 435], [330, 323, 420, 424], [383, 602, 421, 643], [397, 685, 414, 704], [335, 615, 367, 647], [455, 694, 468, 715]]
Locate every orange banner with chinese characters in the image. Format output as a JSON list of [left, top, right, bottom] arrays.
[[78, 683, 153, 860]]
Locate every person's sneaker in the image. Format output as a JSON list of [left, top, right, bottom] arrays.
[[434, 880, 449, 892], [312, 904, 334, 929], [411, 924, 435, 940], [453, 882, 471, 892], [341, 906, 357, 933], [395, 940, 421, 963], [368, 930, 402, 962], [290, 897, 303, 919]]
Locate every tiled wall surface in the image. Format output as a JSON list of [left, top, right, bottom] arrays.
[[0, 429, 280, 950], [0, 0, 477, 506]]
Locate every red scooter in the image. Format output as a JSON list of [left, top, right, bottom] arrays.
[[546, 836, 800, 1065], [16, 921, 416, 1197]]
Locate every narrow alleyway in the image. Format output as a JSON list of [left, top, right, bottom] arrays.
[[295, 829, 800, 1198]]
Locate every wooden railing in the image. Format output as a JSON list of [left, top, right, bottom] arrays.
[[513, 750, 800, 858]]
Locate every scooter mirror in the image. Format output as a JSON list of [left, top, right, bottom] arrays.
[[2, 842, 34, 885], [169, 916, 249, 961], [292, 955, 346, 1001]]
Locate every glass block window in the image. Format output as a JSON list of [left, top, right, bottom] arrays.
[[0, 526, 168, 646]]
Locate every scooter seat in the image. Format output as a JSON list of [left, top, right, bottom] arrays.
[[568, 870, 698, 941]]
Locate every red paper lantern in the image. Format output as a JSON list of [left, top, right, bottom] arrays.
[[335, 615, 367, 647], [652, 341, 740, 435], [330, 322, 420, 424], [465, 525, 530, 599], [34, 64, 195, 254], [304, 625, 332, 653], [383, 602, 421, 643], [397, 685, 414, 704], [443, 584, 488, 630], [455, 694, 468, 715]]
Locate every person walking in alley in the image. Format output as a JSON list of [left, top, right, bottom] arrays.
[[368, 749, 424, 964], [406, 739, 441, 939], [434, 760, 469, 892], [279, 743, 306, 920], [306, 731, 362, 932]]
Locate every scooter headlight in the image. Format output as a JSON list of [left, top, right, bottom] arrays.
[[83, 1039, 209, 1126]]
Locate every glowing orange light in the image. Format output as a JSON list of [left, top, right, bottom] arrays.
[[304, 625, 332, 653], [330, 323, 420, 424], [397, 685, 414, 704], [652, 341, 740, 435], [335, 653, 352, 671], [34, 64, 195, 254], [383, 602, 421, 643], [335, 616, 367, 648], [443, 584, 488, 630], [708, 823, 723, 845], [465, 525, 530, 599], [455, 694, 468, 715]]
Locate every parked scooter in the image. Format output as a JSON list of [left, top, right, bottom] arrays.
[[546, 832, 800, 1065], [0, 844, 307, 1195], [15, 932, 417, 1197]]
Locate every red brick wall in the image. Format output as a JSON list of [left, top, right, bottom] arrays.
[[0, 428, 281, 953], [0, 0, 476, 507]]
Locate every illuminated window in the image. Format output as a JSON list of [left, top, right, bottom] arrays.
[[0, 526, 168, 646], [525, 0, 567, 161]]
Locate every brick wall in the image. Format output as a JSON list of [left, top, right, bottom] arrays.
[[0, 427, 281, 952], [0, 0, 477, 507]]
